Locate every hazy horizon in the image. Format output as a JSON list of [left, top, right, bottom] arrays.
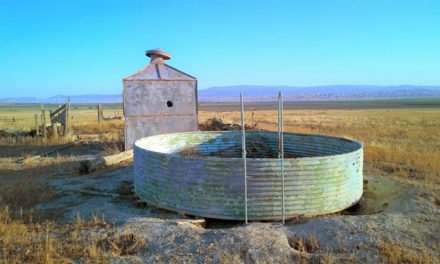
[[1, 84, 440, 103]]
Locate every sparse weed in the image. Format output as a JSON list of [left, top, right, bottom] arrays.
[[0, 207, 113, 264], [379, 240, 439, 264]]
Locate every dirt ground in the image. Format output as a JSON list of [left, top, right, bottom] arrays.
[[49, 168, 440, 263], [0, 141, 440, 263], [0, 152, 438, 263], [0, 105, 439, 263]]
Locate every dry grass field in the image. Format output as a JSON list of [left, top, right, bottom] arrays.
[[0, 101, 439, 263], [200, 107, 440, 188]]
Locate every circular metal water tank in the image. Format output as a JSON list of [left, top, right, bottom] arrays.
[[134, 131, 363, 220]]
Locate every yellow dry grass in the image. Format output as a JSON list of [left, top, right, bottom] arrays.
[[199, 108, 440, 186], [0, 208, 113, 264], [3, 103, 439, 186], [379, 240, 439, 264], [0, 106, 123, 147], [0, 107, 122, 131], [1, 103, 439, 263]]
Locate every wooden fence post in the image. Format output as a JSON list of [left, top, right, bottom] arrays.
[[52, 123, 58, 140], [64, 101, 70, 136], [97, 104, 102, 123], [41, 109, 47, 139], [35, 114, 39, 136]]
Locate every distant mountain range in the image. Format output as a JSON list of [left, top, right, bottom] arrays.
[[1, 85, 440, 103], [0, 94, 122, 104], [199, 85, 440, 101]]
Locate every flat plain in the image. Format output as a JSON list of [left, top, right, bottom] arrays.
[[0, 99, 439, 263]]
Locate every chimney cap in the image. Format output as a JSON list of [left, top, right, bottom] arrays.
[[146, 48, 171, 60]]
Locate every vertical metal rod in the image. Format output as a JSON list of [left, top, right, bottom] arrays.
[[240, 93, 248, 224], [278, 93, 281, 158], [279, 92, 285, 224]]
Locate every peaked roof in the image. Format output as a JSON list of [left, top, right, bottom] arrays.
[[123, 63, 196, 81]]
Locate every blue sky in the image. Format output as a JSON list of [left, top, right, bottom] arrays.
[[0, 0, 439, 98]]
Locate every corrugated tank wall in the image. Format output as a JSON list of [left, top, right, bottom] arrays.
[[134, 131, 363, 220]]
